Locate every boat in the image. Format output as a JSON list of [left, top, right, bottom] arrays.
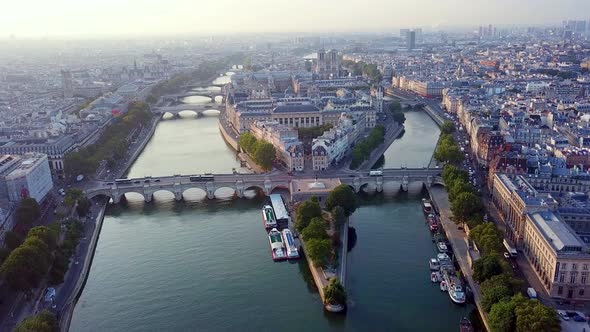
[[429, 222, 439, 232], [437, 241, 448, 253], [429, 258, 440, 271], [459, 317, 474, 332], [281, 229, 300, 259], [268, 228, 287, 261], [426, 213, 436, 223], [431, 272, 441, 283], [422, 199, 434, 214], [445, 273, 466, 304], [440, 280, 448, 292], [262, 205, 277, 229]]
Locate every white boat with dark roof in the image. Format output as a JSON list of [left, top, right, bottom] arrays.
[[281, 228, 300, 259], [268, 228, 287, 261], [262, 205, 277, 229]]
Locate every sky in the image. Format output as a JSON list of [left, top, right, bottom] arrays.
[[1, 0, 590, 37]]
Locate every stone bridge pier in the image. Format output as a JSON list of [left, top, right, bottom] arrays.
[[426, 176, 433, 188], [352, 177, 361, 193], [401, 176, 409, 192], [375, 176, 383, 193], [206, 182, 216, 200], [235, 180, 245, 198], [264, 179, 272, 195]]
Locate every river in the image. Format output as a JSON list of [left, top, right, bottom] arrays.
[[70, 88, 472, 331]]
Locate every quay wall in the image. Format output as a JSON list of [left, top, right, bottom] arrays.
[[218, 121, 239, 151], [59, 200, 108, 332], [422, 105, 445, 127]]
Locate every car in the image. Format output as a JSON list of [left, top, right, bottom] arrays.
[[144, 179, 150, 183], [134, 180, 140, 184], [573, 314, 586, 322], [106, 182, 114, 185], [155, 179, 161, 182], [503, 252, 511, 259], [557, 310, 570, 321]]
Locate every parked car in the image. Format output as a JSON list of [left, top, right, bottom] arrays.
[[557, 310, 570, 321]]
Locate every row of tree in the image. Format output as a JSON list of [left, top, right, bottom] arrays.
[[0, 225, 58, 291], [238, 133, 276, 171], [342, 60, 382, 82], [350, 125, 386, 169], [434, 131, 464, 164], [440, 163, 559, 330], [64, 102, 153, 177]]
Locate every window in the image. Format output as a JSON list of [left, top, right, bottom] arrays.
[[584, 264, 588, 271], [583, 273, 588, 285], [573, 264, 578, 271], [581, 289, 585, 296], [558, 286, 563, 295], [562, 263, 567, 270], [560, 272, 566, 283], [571, 272, 578, 284]]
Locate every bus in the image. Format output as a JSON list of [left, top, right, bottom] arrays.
[[270, 194, 290, 225], [369, 170, 383, 176], [189, 175, 214, 182], [115, 178, 131, 184]]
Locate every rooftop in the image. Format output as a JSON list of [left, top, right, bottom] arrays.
[[528, 211, 585, 253]]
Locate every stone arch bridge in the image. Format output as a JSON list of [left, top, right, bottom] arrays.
[[85, 168, 443, 204]]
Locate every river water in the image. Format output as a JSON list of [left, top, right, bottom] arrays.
[[70, 89, 472, 331]]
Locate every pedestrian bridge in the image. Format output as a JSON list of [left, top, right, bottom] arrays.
[[85, 168, 444, 203]]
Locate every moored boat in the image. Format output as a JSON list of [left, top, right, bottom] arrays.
[[431, 272, 441, 283], [268, 228, 286, 261], [281, 228, 300, 259], [440, 280, 448, 292], [262, 205, 277, 229], [437, 241, 448, 253], [429, 258, 440, 271], [429, 222, 439, 232], [422, 199, 434, 214], [459, 317, 474, 332], [445, 273, 466, 304]]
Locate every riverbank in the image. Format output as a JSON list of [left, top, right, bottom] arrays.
[[58, 199, 108, 332], [428, 186, 491, 331]]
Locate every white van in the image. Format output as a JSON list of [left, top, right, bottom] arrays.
[[527, 287, 537, 299]]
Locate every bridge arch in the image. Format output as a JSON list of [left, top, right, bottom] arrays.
[[182, 187, 208, 201], [119, 190, 146, 203], [213, 186, 236, 200], [150, 189, 177, 202], [244, 185, 266, 197]]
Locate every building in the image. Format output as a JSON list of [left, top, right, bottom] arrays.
[[314, 49, 340, 79], [250, 121, 304, 172], [522, 211, 590, 301], [0, 153, 53, 203], [491, 173, 558, 247], [407, 30, 416, 50], [61, 70, 74, 99]]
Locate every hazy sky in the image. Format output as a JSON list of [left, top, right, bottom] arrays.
[[2, 0, 590, 37]]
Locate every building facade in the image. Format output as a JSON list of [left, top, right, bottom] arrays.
[[0, 153, 53, 203]]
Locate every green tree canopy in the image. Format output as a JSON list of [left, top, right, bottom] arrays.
[[64, 188, 85, 207], [451, 192, 483, 225], [76, 196, 92, 217], [480, 273, 523, 311], [325, 185, 357, 217], [305, 238, 331, 267], [323, 277, 347, 306], [27, 226, 58, 251], [489, 299, 516, 332], [331, 206, 347, 228], [238, 132, 257, 153], [470, 222, 504, 255], [448, 180, 475, 202], [15, 198, 41, 228], [473, 254, 504, 283], [514, 296, 560, 332], [301, 217, 329, 241], [253, 141, 276, 171], [15, 310, 58, 332], [295, 199, 322, 232], [441, 121, 456, 135]]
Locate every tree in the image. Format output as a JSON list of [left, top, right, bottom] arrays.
[[442, 165, 469, 186], [76, 197, 92, 217], [514, 297, 560, 332], [331, 206, 347, 229], [448, 180, 474, 202], [489, 299, 516, 332], [4, 230, 23, 250], [15, 310, 58, 332], [323, 277, 347, 306], [27, 226, 58, 251], [441, 121, 456, 135], [253, 141, 276, 171], [325, 185, 357, 217], [470, 223, 504, 255], [473, 254, 504, 283], [64, 188, 85, 207], [295, 199, 322, 232], [451, 192, 483, 225], [238, 132, 257, 153], [481, 273, 523, 311], [301, 217, 328, 240], [305, 238, 331, 267], [15, 198, 41, 228]]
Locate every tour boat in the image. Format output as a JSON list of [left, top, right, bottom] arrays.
[[459, 317, 474, 332], [429, 258, 440, 271], [437, 241, 448, 253], [281, 228, 300, 259], [268, 228, 287, 261], [422, 199, 433, 214], [262, 205, 277, 229], [440, 280, 448, 292], [445, 274, 466, 304]]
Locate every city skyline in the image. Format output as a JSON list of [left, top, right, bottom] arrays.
[[2, 0, 590, 38]]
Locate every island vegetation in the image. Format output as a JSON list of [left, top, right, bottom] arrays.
[[342, 60, 382, 82], [434, 129, 464, 164], [388, 100, 406, 124], [350, 125, 385, 169], [238, 132, 276, 171]]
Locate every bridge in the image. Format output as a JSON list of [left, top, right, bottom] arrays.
[[160, 91, 225, 103], [154, 103, 225, 116], [85, 168, 444, 203]]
